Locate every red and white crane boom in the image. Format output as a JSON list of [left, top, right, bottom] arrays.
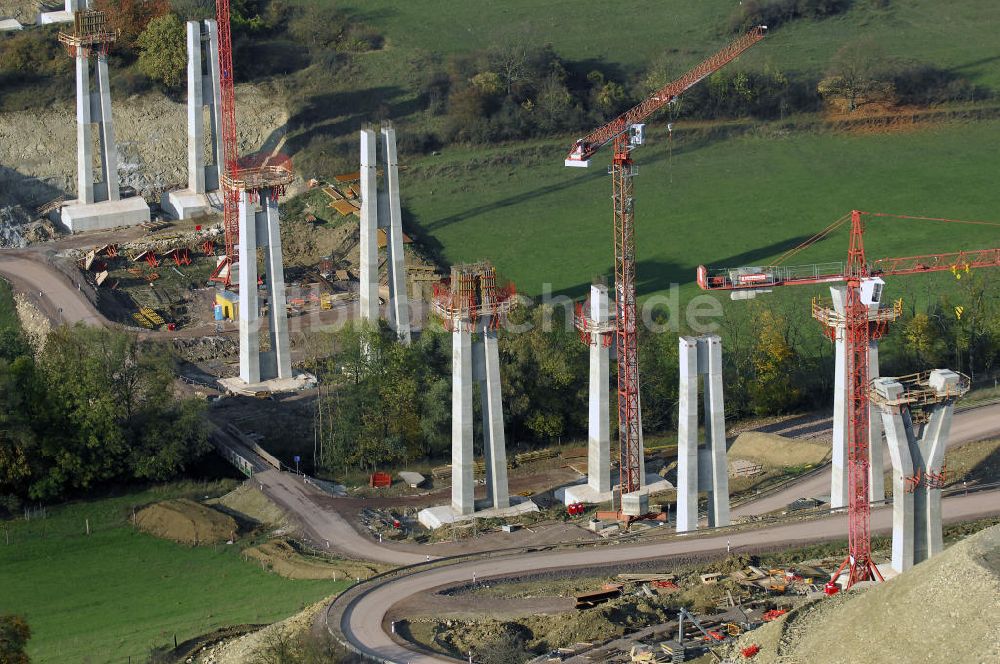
[[564, 27, 766, 507], [697, 210, 1000, 586]]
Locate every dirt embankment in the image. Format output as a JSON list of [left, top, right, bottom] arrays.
[[0, 82, 288, 207], [728, 431, 830, 468], [728, 524, 1000, 663], [135, 498, 238, 545]]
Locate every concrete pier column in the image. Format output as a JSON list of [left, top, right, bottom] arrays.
[[830, 321, 849, 509], [868, 341, 885, 501], [262, 191, 291, 379], [186, 21, 205, 194], [916, 369, 959, 560], [480, 325, 510, 509], [95, 54, 119, 202], [451, 323, 474, 515], [876, 378, 915, 573], [381, 126, 411, 344], [587, 285, 611, 494], [238, 190, 260, 384], [359, 129, 379, 323], [205, 20, 222, 191], [676, 337, 699, 532], [74, 51, 94, 205], [677, 335, 730, 532], [703, 335, 729, 528], [875, 370, 961, 573]]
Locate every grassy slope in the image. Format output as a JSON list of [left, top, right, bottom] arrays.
[[329, 0, 1000, 87], [279, 1, 1000, 305], [403, 120, 1000, 300], [0, 483, 346, 663]]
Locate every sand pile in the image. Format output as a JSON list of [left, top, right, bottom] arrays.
[[728, 431, 829, 468], [135, 499, 237, 546], [730, 524, 1000, 663]]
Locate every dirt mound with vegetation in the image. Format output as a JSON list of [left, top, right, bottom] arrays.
[[729, 524, 1000, 663], [728, 431, 829, 468], [243, 539, 388, 580], [135, 499, 237, 546], [208, 482, 287, 528]]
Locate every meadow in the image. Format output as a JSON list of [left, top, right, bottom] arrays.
[[0, 482, 346, 663], [401, 118, 1000, 301], [327, 0, 1000, 89]]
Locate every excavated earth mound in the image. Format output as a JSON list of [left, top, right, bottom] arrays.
[[728, 431, 829, 468], [730, 524, 1000, 663], [243, 539, 388, 580], [135, 498, 237, 546]]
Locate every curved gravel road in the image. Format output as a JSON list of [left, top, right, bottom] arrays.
[[333, 489, 1000, 663]]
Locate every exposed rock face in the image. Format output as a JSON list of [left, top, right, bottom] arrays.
[[0, 82, 288, 208]]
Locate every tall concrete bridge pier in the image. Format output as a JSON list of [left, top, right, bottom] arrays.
[[676, 334, 729, 532], [815, 286, 901, 507], [418, 263, 538, 529], [58, 8, 149, 231], [161, 19, 223, 219], [358, 125, 411, 343], [872, 369, 969, 573]]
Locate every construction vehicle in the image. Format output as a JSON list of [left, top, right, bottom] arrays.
[[697, 210, 1000, 587], [565, 26, 766, 522]]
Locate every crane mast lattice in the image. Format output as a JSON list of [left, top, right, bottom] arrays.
[[697, 210, 1000, 586], [566, 27, 766, 502]]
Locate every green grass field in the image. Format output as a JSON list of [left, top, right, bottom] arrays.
[[401, 119, 1000, 301], [326, 0, 1000, 88], [0, 482, 346, 663]]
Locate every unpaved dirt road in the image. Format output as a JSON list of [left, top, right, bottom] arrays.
[[733, 402, 1000, 517], [331, 489, 1000, 664], [0, 252, 107, 326]]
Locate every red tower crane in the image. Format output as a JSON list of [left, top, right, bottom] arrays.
[[209, 0, 240, 285], [565, 27, 767, 505], [697, 210, 1000, 587], [210, 0, 292, 286]]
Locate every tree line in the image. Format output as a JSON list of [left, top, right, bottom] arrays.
[[312, 276, 1000, 475], [0, 322, 209, 514]]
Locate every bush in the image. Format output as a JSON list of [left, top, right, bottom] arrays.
[[137, 13, 187, 89]]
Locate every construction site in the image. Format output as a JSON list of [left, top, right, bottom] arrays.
[[1, 2, 999, 664]]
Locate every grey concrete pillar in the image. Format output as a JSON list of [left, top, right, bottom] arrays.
[[875, 370, 960, 573], [74, 51, 94, 205], [262, 191, 291, 380], [916, 369, 959, 561], [359, 129, 379, 323], [677, 335, 729, 532], [238, 190, 260, 384], [381, 126, 411, 344], [205, 20, 223, 192], [451, 323, 474, 515], [703, 335, 729, 528], [480, 325, 509, 509], [877, 378, 914, 573], [676, 337, 699, 532], [95, 54, 119, 202], [587, 285, 611, 494], [868, 341, 885, 501], [830, 319, 848, 509], [830, 285, 885, 507], [186, 21, 205, 194]]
